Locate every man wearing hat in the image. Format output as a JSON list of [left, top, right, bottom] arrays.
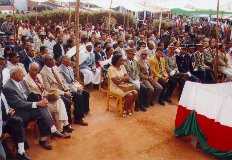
[[124, 48, 148, 111], [80, 42, 101, 86]]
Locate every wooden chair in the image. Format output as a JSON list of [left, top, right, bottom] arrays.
[[106, 77, 125, 116], [26, 120, 38, 139]]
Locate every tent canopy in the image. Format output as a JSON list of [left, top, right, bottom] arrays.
[[30, 0, 232, 12]]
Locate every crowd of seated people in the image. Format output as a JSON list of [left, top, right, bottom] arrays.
[[0, 14, 232, 160]]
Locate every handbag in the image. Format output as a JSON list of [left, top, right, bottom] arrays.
[[118, 83, 135, 92]]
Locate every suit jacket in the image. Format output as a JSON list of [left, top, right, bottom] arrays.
[[53, 43, 64, 60], [40, 65, 69, 95], [23, 73, 44, 95], [138, 59, 153, 81], [3, 79, 34, 111], [59, 64, 75, 84], [176, 54, 194, 73], [22, 55, 35, 72], [18, 49, 27, 63], [149, 55, 168, 80], [59, 64, 81, 92], [94, 50, 107, 67], [124, 59, 140, 80]]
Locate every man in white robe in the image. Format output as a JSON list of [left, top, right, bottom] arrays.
[[80, 42, 101, 86]]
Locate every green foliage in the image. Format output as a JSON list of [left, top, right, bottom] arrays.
[[0, 10, 134, 26]]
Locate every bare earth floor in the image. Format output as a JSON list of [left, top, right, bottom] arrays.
[[28, 91, 215, 160]]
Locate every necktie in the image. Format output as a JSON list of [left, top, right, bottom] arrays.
[[18, 83, 27, 99], [51, 67, 65, 90], [67, 68, 74, 82], [33, 77, 44, 93]]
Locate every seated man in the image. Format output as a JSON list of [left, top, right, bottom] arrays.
[[59, 56, 90, 123], [0, 58, 31, 160], [0, 93, 31, 160], [165, 45, 191, 97], [23, 62, 73, 134], [192, 44, 215, 83], [3, 67, 68, 151], [138, 49, 163, 105], [21, 42, 37, 72], [124, 48, 148, 111], [175, 47, 199, 83], [149, 48, 177, 105], [40, 55, 88, 126], [80, 43, 101, 86]]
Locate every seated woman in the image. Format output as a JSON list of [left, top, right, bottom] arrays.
[[108, 53, 138, 117]]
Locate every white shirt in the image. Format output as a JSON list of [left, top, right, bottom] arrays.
[[2, 67, 10, 85], [44, 39, 56, 56]]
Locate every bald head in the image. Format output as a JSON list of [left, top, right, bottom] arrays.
[[29, 62, 40, 78], [10, 67, 24, 82]]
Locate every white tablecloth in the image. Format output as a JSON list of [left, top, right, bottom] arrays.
[[179, 81, 232, 127]]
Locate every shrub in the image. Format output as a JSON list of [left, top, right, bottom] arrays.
[[0, 10, 134, 27]]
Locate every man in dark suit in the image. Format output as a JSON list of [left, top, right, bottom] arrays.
[[3, 66, 69, 151], [59, 56, 89, 125], [53, 35, 65, 61], [93, 42, 107, 68], [21, 42, 36, 72], [0, 56, 31, 160], [176, 47, 199, 82]]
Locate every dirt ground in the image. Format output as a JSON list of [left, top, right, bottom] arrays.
[[28, 91, 215, 160]]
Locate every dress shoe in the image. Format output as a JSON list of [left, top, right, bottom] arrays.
[[159, 101, 165, 106], [140, 107, 147, 112], [52, 131, 71, 139], [74, 120, 88, 126], [39, 140, 52, 150], [165, 99, 172, 103], [63, 125, 74, 133], [16, 153, 32, 160], [134, 107, 139, 112]]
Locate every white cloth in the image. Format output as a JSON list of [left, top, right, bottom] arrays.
[[2, 68, 10, 85], [48, 98, 68, 122], [57, 98, 68, 121], [179, 81, 232, 127], [44, 39, 56, 57], [66, 45, 89, 65], [219, 66, 232, 78], [129, 79, 140, 89], [80, 68, 101, 85]]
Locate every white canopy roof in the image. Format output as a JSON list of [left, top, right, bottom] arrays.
[[30, 0, 232, 12]]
